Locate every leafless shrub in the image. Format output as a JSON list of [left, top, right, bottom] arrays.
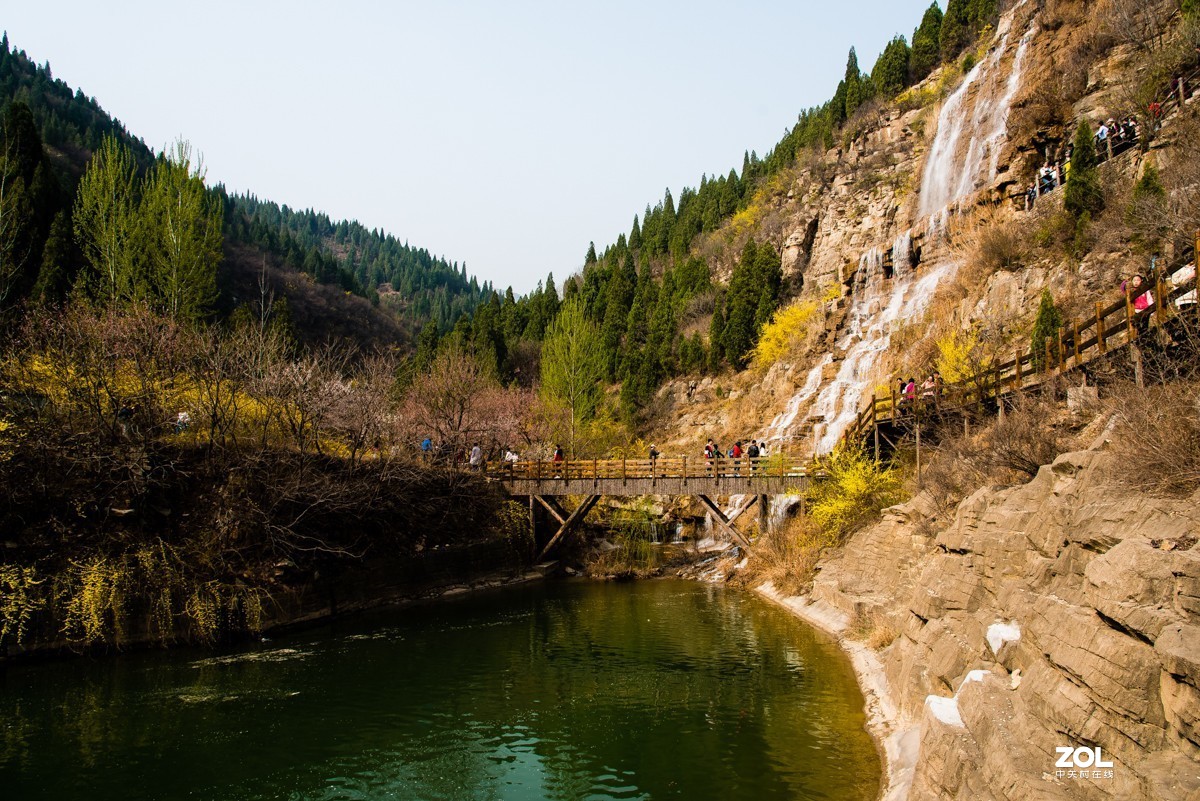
[[914, 390, 1069, 515], [1107, 379, 1200, 495], [738, 516, 825, 596]]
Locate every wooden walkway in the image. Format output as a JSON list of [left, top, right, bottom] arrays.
[[840, 241, 1198, 452], [494, 457, 810, 559]]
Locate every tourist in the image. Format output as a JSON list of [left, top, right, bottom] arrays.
[[921, 374, 937, 401], [552, 444, 564, 478], [747, 439, 760, 472], [469, 443, 483, 472], [1122, 274, 1154, 313], [704, 438, 716, 474], [904, 378, 917, 411], [732, 440, 743, 475], [649, 443, 660, 474], [173, 410, 191, 434], [421, 436, 432, 461], [1169, 262, 1196, 310], [1026, 183, 1037, 210]]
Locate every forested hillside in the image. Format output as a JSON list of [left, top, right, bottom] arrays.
[[0, 35, 486, 344]]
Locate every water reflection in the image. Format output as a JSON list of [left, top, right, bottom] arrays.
[[1, 580, 879, 800]]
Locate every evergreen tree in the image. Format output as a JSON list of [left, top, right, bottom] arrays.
[[940, 0, 969, 61], [873, 36, 911, 98], [910, 3, 944, 82], [1064, 120, 1104, 220], [708, 299, 726, 373], [629, 215, 642, 250], [1030, 288, 1063, 370], [413, 319, 440, 374], [599, 252, 636, 380], [843, 48, 869, 119], [585, 241, 597, 265], [30, 209, 73, 302]]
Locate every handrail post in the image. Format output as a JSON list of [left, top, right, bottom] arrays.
[[1014, 347, 1022, 389], [1045, 337, 1054, 373], [1072, 319, 1081, 364], [1057, 328, 1066, 368], [1096, 302, 1106, 353], [1126, 284, 1137, 339], [1155, 272, 1168, 330]]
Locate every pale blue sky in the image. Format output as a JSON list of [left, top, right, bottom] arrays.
[[5, 0, 933, 293]]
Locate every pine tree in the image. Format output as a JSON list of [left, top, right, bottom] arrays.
[[910, 3, 944, 81], [843, 48, 869, 119], [1030, 288, 1063, 370], [708, 299, 726, 373], [873, 36, 911, 98], [629, 215, 642, 250], [1064, 120, 1104, 220], [585, 241, 597, 265], [940, 0, 969, 62], [30, 208, 72, 302]]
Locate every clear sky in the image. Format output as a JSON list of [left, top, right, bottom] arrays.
[[5, 1, 933, 294]]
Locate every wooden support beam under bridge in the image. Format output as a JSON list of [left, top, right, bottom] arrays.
[[500, 457, 811, 559]]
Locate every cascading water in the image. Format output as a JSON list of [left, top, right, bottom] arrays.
[[919, 4, 1034, 220], [763, 3, 1036, 456], [892, 231, 913, 279], [807, 261, 957, 454]]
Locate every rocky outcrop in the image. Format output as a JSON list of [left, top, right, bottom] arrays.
[[775, 436, 1200, 800]]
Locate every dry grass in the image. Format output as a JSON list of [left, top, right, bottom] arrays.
[[1107, 380, 1200, 497], [739, 515, 828, 596], [846, 609, 900, 650], [913, 389, 1072, 516]]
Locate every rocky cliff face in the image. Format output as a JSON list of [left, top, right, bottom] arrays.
[[794, 426, 1200, 800]]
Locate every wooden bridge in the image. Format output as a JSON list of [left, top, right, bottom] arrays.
[[840, 241, 1198, 455], [493, 457, 810, 560]]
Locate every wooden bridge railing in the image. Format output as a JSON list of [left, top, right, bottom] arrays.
[[493, 455, 810, 483], [840, 240, 1198, 450]]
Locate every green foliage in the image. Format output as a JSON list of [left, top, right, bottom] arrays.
[[139, 141, 223, 321], [1030, 288, 1063, 370], [910, 3, 944, 82], [540, 298, 606, 453], [73, 135, 139, 305], [873, 36, 912, 98], [940, 0, 970, 61], [719, 240, 782, 369], [1064, 120, 1104, 220]]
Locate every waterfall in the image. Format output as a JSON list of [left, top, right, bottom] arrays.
[[807, 262, 958, 453], [892, 231, 913, 279], [917, 6, 1034, 219], [763, 353, 832, 445], [755, 2, 1035, 459]]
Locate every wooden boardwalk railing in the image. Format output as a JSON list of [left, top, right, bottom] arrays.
[[498, 455, 808, 482], [840, 239, 1198, 452]]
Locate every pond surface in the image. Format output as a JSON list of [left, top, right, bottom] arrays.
[[0, 580, 880, 801]]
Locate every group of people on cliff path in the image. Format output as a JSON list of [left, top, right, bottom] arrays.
[[702, 437, 770, 474], [896, 372, 943, 414]]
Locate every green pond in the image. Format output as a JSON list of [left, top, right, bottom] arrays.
[[0, 580, 880, 801]]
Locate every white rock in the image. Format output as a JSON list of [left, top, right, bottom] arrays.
[[986, 620, 1021, 656], [925, 695, 965, 728]]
